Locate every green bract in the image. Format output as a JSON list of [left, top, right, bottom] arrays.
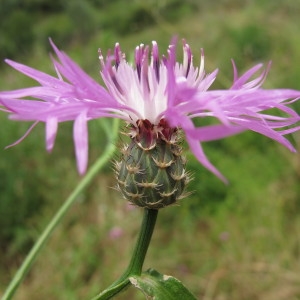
[[115, 119, 190, 209]]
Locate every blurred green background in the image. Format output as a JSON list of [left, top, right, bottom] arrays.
[[1, 0, 300, 299]]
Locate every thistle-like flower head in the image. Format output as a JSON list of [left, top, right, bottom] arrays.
[[0, 39, 299, 182]]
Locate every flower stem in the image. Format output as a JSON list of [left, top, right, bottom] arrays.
[[2, 118, 119, 300], [92, 208, 158, 300]]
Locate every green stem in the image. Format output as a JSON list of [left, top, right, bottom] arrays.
[[2, 118, 119, 300], [92, 208, 158, 300]]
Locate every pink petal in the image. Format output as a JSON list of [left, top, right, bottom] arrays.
[[165, 109, 227, 182], [185, 133, 228, 183], [187, 124, 245, 141], [73, 111, 88, 174], [46, 117, 58, 152], [232, 117, 297, 152], [5, 121, 39, 149], [5, 59, 67, 88]]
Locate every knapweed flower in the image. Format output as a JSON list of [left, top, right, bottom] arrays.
[[0, 39, 300, 206]]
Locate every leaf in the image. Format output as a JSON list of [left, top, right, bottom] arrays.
[[129, 268, 197, 299]]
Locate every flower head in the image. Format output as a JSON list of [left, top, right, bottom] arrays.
[[0, 39, 299, 181]]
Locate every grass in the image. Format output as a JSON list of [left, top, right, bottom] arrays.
[[1, 1, 300, 299]]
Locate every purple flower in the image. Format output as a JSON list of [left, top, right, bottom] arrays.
[[0, 39, 299, 181]]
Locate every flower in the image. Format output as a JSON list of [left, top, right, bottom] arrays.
[[0, 39, 299, 181]]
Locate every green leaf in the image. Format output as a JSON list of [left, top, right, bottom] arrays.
[[129, 268, 197, 300]]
